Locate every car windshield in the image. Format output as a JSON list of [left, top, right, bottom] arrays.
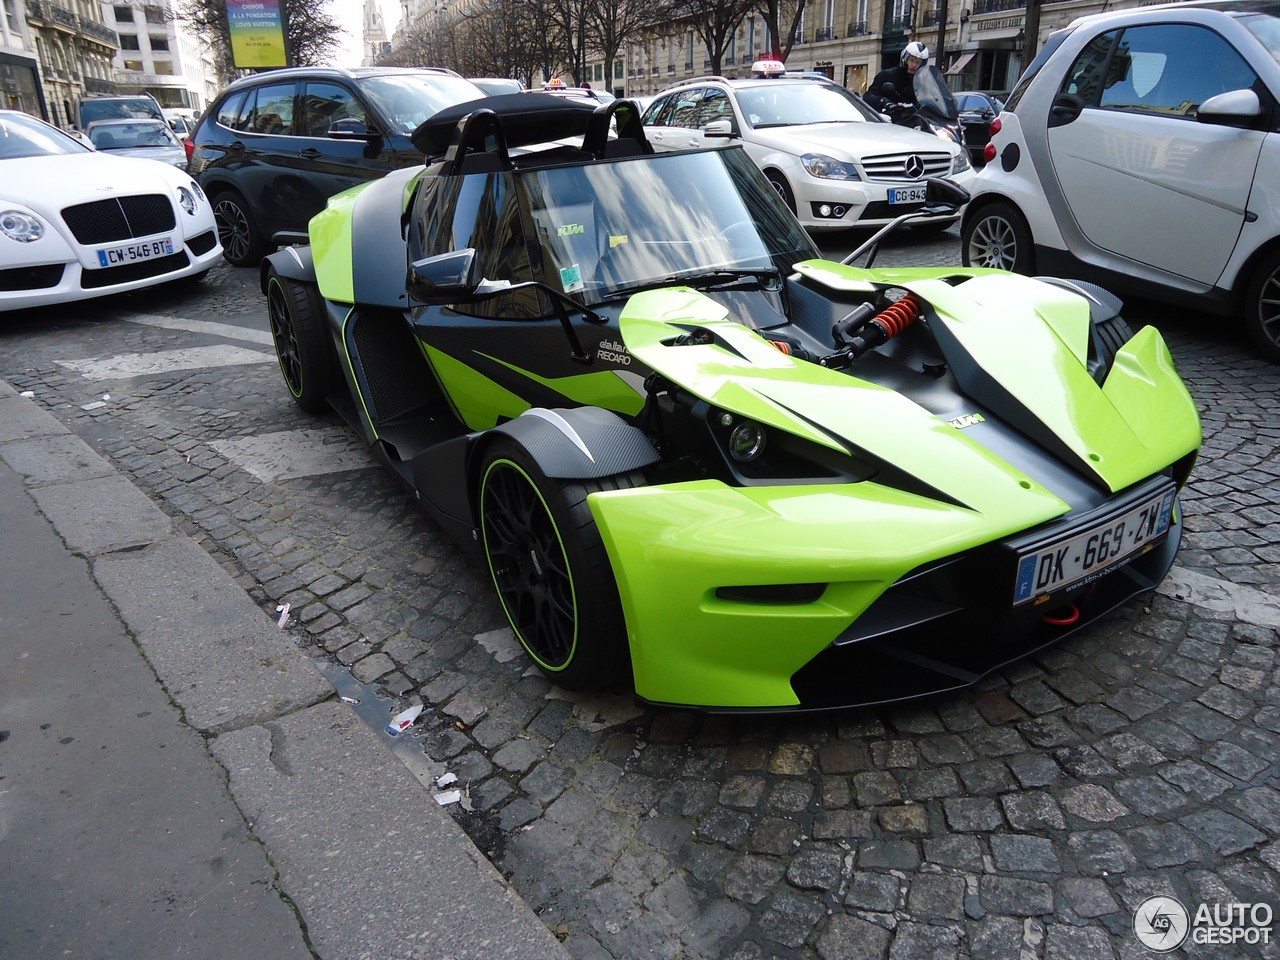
[[0, 112, 90, 158], [357, 74, 487, 134], [1238, 10, 1280, 62], [90, 120, 180, 149], [734, 81, 882, 128], [522, 148, 818, 303]]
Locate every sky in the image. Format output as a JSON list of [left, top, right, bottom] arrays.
[[331, 0, 399, 67]]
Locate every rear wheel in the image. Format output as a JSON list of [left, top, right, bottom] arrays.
[[766, 172, 796, 215], [266, 267, 333, 413], [962, 201, 1034, 274], [212, 189, 266, 267], [1244, 248, 1280, 363], [479, 439, 640, 691]]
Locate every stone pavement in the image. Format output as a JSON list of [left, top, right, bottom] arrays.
[[0, 377, 571, 960], [0, 236, 1276, 958]]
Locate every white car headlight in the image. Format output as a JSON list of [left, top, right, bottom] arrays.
[[0, 210, 44, 243], [190, 179, 205, 202], [801, 154, 861, 181], [176, 186, 199, 216], [952, 149, 971, 174]]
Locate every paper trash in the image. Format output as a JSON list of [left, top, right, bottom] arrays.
[[385, 703, 423, 736]]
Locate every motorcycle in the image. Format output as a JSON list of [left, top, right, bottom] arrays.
[[877, 64, 967, 152]]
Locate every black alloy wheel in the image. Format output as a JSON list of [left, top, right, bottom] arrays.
[[212, 190, 266, 267], [265, 267, 333, 413], [479, 439, 638, 691]]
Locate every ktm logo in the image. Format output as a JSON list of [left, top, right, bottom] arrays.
[[948, 413, 986, 429], [557, 224, 585, 237]]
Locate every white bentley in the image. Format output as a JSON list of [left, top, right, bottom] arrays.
[[0, 109, 221, 312]]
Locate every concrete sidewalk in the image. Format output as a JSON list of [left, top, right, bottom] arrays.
[[0, 378, 570, 960]]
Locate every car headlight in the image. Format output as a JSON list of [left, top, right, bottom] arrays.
[[952, 149, 971, 173], [0, 210, 44, 242], [190, 179, 205, 202], [176, 185, 199, 216], [801, 153, 861, 181]]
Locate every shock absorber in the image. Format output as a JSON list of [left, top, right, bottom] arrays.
[[822, 294, 923, 366]]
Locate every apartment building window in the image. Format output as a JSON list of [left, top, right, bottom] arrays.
[[143, 4, 164, 23], [747, 18, 755, 59], [113, 4, 133, 21], [153, 60, 173, 75], [149, 35, 168, 51], [123, 59, 143, 71], [7, 0, 23, 32], [120, 34, 140, 49]]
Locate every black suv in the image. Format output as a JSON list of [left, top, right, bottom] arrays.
[[189, 66, 486, 266]]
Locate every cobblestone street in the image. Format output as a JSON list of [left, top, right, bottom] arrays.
[[1, 228, 1276, 959]]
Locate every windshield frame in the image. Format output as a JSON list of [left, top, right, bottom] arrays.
[[516, 146, 819, 306], [0, 111, 92, 159], [356, 73, 487, 136]]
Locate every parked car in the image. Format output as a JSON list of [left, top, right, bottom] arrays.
[[952, 90, 1006, 164], [641, 74, 973, 233], [960, 1, 1280, 361], [188, 66, 486, 267], [257, 93, 1199, 710], [85, 118, 188, 168], [77, 93, 165, 129], [0, 110, 220, 312]]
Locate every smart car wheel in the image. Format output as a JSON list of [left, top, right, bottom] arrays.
[[479, 440, 638, 691], [212, 189, 266, 267], [962, 201, 1034, 274], [765, 172, 797, 215], [1244, 248, 1280, 363], [266, 267, 333, 413]]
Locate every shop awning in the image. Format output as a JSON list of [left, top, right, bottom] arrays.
[[946, 52, 976, 75]]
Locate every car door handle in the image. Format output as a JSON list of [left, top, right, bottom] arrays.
[[1049, 93, 1085, 128], [299, 148, 322, 159]]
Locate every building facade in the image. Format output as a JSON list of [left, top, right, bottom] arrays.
[[2, 0, 44, 115], [101, 0, 219, 117], [22, 0, 116, 126], [361, 0, 389, 65]]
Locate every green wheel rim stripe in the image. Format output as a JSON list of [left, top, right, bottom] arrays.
[[480, 458, 579, 672]]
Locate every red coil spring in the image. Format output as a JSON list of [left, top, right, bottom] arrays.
[[872, 294, 921, 339], [767, 339, 792, 355]]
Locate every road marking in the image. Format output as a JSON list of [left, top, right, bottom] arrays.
[[125, 312, 275, 346], [209, 428, 372, 482], [56, 345, 274, 379]]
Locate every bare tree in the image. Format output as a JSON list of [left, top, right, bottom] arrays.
[[675, 0, 757, 75], [588, 0, 671, 93], [176, 0, 340, 79], [756, 0, 807, 61]]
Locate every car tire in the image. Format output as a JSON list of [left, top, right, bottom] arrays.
[[766, 172, 797, 215], [962, 201, 1034, 274], [1243, 248, 1280, 363], [265, 267, 333, 413], [212, 189, 267, 267], [479, 439, 641, 691]]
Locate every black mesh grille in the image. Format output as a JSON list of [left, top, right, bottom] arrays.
[[0, 264, 64, 292], [62, 196, 176, 244], [187, 229, 218, 256], [80, 250, 190, 288]]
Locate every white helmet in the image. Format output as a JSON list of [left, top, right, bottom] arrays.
[[901, 41, 930, 65]]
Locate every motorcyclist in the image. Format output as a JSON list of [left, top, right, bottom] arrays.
[[864, 41, 930, 119]]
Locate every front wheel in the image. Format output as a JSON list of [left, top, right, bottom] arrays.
[[479, 439, 640, 691], [266, 267, 333, 413], [1243, 248, 1280, 363], [962, 201, 1034, 274], [212, 189, 266, 267]]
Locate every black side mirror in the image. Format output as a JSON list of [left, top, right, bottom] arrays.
[[329, 117, 377, 140], [408, 249, 482, 303]]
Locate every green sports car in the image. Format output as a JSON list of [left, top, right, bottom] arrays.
[[261, 93, 1201, 711]]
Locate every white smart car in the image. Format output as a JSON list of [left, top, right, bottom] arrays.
[[0, 110, 221, 312], [960, 0, 1280, 361], [642, 74, 973, 233]]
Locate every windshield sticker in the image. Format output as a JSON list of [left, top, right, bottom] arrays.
[[609, 235, 629, 248], [948, 413, 986, 429], [561, 263, 584, 293], [557, 223, 585, 237]]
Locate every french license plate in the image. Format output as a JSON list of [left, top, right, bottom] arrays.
[[95, 237, 175, 268], [888, 185, 927, 204], [1013, 487, 1175, 605]]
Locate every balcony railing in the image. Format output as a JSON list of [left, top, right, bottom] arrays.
[[668, 64, 675, 74], [884, 16, 911, 32], [815, 26, 834, 41], [684, 60, 693, 70], [726, 54, 735, 65], [650, 66, 659, 75], [922, 9, 942, 25], [972, 0, 1026, 11], [79, 16, 119, 45], [847, 20, 868, 36]]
